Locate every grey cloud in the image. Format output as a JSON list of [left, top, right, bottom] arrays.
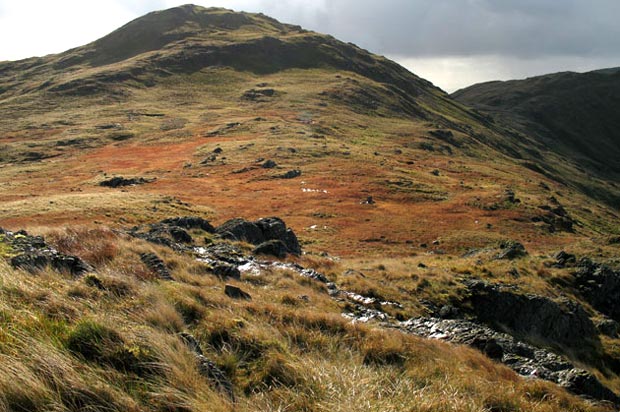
[[239, 0, 620, 59]]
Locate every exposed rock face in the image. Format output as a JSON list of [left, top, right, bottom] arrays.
[[573, 258, 620, 322], [216, 217, 301, 255], [2, 230, 92, 276], [465, 280, 599, 356], [402, 317, 619, 404]]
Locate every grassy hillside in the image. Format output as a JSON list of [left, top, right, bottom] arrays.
[[1, 4, 620, 411], [452, 69, 620, 207]]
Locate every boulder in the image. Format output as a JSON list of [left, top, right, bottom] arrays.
[[211, 263, 241, 280], [559, 369, 620, 404], [169, 227, 192, 243], [6, 230, 92, 276], [216, 218, 265, 245], [255, 217, 301, 255], [254, 240, 288, 258], [216, 217, 301, 256], [552, 250, 576, 268]]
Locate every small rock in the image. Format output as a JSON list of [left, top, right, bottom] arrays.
[[361, 196, 375, 205], [553, 250, 576, 268], [495, 241, 527, 260], [438, 305, 459, 319], [224, 284, 251, 300], [262, 159, 277, 169], [278, 169, 302, 179]]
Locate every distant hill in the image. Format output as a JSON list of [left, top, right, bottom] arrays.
[[453, 69, 620, 205]]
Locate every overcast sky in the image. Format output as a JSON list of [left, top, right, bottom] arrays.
[[1, 0, 619, 92]]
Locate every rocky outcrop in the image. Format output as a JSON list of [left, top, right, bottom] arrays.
[[402, 317, 619, 404], [129, 217, 214, 249], [465, 280, 599, 357], [573, 258, 620, 322], [216, 217, 301, 255], [2, 230, 92, 276]]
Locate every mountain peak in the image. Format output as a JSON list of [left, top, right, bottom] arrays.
[[79, 5, 297, 66]]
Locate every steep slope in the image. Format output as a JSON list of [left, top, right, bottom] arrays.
[[2, 5, 620, 411], [453, 69, 620, 206]]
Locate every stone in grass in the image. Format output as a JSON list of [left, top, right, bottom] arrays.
[[224, 284, 251, 300]]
